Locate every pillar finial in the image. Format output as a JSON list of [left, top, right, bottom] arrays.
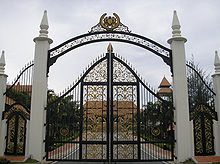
[[107, 43, 113, 52], [214, 51, 220, 74], [172, 10, 181, 37], [0, 51, 6, 74], [167, 10, 187, 44], [39, 10, 49, 37]]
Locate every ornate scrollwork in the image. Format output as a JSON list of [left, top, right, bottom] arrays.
[[60, 127, 69, 136], [190, 104, 217, 121], [113, 59, 136, 82], [204, 117, 214, 154], [113, 144, 137, 159], [17, 115, 25, 154], [194, 117, 203, 154], [151, 127, 161, 136], [82, 144, 106, 159], [84, 59, 107, 82], [3, 104, 30, 120], [49, 33, 171, 61], [6, 115, 16, 154], [89, 13, 130, 33]]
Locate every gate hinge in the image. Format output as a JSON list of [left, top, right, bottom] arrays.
[[5, 136, 7, 140], [44, 123, 46, 126], [43, 139, 45, 143]]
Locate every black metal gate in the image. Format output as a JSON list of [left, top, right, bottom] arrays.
[[45, 46, 174, 162], [186, 63, 218, 156], [191, 105, 216, 156], [3, 103, 30, 156], [2, 61, 33, 156]]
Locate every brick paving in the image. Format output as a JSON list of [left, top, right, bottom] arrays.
[[194, 156, 220, 163], [0, 156, 25, 162]]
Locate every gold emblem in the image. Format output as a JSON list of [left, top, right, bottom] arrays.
[[100, 13, 120, 31]]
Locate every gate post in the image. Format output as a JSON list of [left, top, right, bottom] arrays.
[[0, 51, 7, 156], [212, 51, 220, 155], [167, 11, 193, 162], [28, 10, 53, 161]]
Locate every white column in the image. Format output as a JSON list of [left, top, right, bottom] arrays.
[[28, 10, 53, 161], [212, 51, 220, 155], [167, 11, 192, 162], [0, 51, 7, 156]]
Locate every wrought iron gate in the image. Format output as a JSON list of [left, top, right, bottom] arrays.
[[2, 61, 33, 155], [187, 63, 217, 156], [3, 104, 30, 155], [45, 46, 174, 162]]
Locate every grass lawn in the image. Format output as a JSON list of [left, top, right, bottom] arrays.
[[10, 158, 38, 164]]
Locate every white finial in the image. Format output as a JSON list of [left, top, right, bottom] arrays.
[[0, 51, 6, 74], [172, 10, 181, 37], [39, 10, 49, 37], [214, 51, 220, 74]]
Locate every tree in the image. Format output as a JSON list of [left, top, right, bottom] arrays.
[[46, 89, 80, 149], [186, 59, 214, 112]]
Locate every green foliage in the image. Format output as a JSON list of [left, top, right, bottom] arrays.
[[181, 159, 196, 164], [0, 158, 10, 163], [140, 133, 174, 151], [47, 89, 80, 151], [6, 88, 31, 109], [24, 158, 38, 163], [187, 59, 214, 112], [140, 102, 173, 138]]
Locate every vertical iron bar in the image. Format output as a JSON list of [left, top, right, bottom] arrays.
[[79, 81, 83, 160], [106, 52, 110, 161], [137, 82, 141, 160], [116, 85, 119, 160], [132, 85, 134, 159]]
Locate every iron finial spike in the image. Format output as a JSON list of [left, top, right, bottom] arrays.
[[107, 43, 113, 52]]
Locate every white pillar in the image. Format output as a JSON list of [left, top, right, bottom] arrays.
[[212, 51, 220, 155], [167, 11, 192, 162], [0, 51, 7, 156], [28, 10, 53, 161]]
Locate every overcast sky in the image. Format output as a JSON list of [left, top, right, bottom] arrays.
[[0, 0, 220, 93]]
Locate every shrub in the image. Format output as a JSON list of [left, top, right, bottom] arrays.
[[0, 158, 10, 164]]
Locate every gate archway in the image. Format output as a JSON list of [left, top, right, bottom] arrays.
[[45, 44, 174, 162], [26, 10, 194, 162], [47, 13, 172, 74]]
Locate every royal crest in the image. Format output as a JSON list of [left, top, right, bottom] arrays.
[[89, 13, 130, 33]]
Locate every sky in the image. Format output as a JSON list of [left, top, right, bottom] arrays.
[[0, 0, 220, 94]]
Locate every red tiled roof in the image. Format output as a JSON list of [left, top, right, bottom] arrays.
[[7, 84, 32, 92], [159, 77, 171, 88], [83, 101, 137, 119], [157, 88, 172, 94]]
